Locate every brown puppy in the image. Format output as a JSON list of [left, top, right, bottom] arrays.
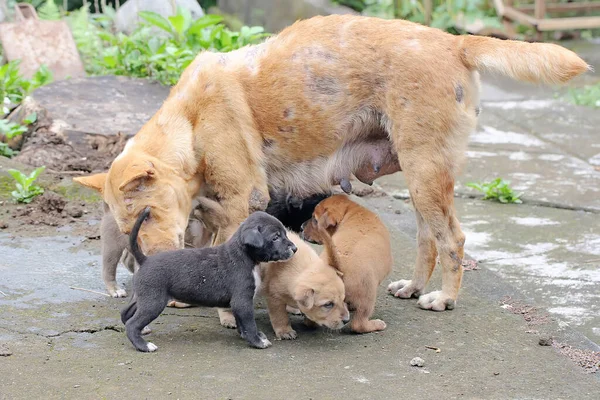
[[303, 194, 392, 333], [260, 231, 349, 339], [74, 15, 589, 317]]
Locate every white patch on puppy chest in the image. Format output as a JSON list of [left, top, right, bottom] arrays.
[[253, 266, 262, 298]]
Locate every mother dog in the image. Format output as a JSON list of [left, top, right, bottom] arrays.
[[75, 15, 588, 323]]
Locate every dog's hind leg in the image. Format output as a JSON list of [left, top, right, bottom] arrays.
[[389, 120, 467, 311], [125, 296, 168, 352], [231, 295, 271, 349], [348, 286, 386, 333]]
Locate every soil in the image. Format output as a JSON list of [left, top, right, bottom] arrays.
[[14, 125, 128, 173]]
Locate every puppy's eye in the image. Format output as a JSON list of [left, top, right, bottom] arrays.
[[322, 302, 334, 309], [272, 234, 279, 242]]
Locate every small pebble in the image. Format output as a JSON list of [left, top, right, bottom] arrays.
[[0, 221, 8, 229], [538, 336, 553, 346], [493, 372, 500, 376], [73, 385, 80, 388], [410, 357, 424, 367]]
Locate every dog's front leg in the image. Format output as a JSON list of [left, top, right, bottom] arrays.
[[231, 294, 271, 349], [266, 297, 297, 340]]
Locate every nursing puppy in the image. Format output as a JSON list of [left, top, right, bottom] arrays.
[[121, 208, 297, 352], [99, 190, 327, 298], [260, 231, 349, 339], [302, 194, 392, 333]]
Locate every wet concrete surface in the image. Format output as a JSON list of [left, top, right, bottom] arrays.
[[1, 195, 599, 399]]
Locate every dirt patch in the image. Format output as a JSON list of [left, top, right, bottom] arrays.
[[14, 126, 127, 173], [500, 296, 552, 327], [553, 342, 600, 373]]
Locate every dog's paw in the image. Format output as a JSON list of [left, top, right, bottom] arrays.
[[146, 342, 158, 352], [218, 311, 237, 329], [141, 326, 152, 335], [286, 305, 302, 315], [167, 301, 192, 308], [107, 285, 127, 298], [257, 335, 272, 349], [387, 279, 422, 299], [276, 328, 298, 340], [417, 291, 456, 311], [350, 319, 387, 334]]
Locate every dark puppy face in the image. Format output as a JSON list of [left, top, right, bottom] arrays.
[[241, 211, 297, 262], [265, 191, 332, 232]]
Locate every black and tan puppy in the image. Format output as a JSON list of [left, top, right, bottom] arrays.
[[121, 207, 297, 352]]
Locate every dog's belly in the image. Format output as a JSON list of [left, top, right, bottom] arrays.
[[265, 137, 401, 196]]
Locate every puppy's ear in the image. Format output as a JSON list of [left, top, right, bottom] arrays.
[[118, 162, 156, 192], [73, 173, 107, 194], [241, 227, 264, 248], [318, 211, 337, 230], [294, 287, 315, 309]]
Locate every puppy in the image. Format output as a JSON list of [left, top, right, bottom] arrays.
[[98, 190, 328, 298], [121, 207, 297, 352], [260, 230, 349, 339], [302, 194, 392, 333], [100, 201, 215, 298]]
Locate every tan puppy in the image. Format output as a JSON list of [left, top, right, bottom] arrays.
[[302, 194, 392, 333], [260, 231, 349, 339], [74, 15, 589, 319]]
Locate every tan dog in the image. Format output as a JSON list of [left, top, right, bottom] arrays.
[[302, 194, 391, 333], [74, 15, 589, 323], [260, 231, 349, 339]]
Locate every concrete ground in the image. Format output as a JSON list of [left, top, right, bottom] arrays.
[[2, 45, 600, 399]]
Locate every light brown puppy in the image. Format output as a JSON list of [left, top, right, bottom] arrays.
[[260, 231, 349, 339], [303, 194, 392, 333], [74, 15, 589, 321]]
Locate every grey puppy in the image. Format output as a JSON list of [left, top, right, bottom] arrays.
[[121, 207, 297, 352], [101, 199, 223, 298]]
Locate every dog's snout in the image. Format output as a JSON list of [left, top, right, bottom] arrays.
[[290, 243, 298, 254], [342, 316, 350, 324]]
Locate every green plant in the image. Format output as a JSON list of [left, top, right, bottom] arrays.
[[333, 0, 500, 33], [0, 113, 37, 158], [0, 143, 16, 158], [467, 178, 523, 204], [7, 166, 46, 203], [68, 6, 270, 85], [565, 83, 600, 108], [0, 61, 53, 115]]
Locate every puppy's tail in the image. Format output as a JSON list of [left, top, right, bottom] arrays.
[[459, 35, 590, 85], [316, 222, 343, 277], [129, 207, 150, 266], [121, 295, 137, 325]]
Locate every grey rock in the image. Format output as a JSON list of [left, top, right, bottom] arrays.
[[410, 357, 424, 367]]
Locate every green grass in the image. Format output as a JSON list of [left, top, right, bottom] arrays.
[[467, 178, 523, 204], [565, 83, 600, 109]]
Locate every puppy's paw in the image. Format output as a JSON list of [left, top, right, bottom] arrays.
[[146, 342, 158, 352], [218, 310, 237, 329], [350, 318, 387, 334], [141, 326, 152, 335], [286, 305, 302, 315], [275, 328, 297, 340], [417, 291, 456, 311], [167, 301, 193, 308], [387, 279, 422, 299], [258, 335, 272, 349]]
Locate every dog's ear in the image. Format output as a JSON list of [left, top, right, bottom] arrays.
[[241, 226, 264, 248], [73, 173, 107, 194], [293, 287, 315, 309], [318, 211, 337, 230], [118, 162, 156, 192]]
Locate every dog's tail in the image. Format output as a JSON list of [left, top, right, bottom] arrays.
[[121, 294, 138, 325], [459, 35, 590, 85], [316, 222, 343, 277], [129, 207, 150, 266]]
